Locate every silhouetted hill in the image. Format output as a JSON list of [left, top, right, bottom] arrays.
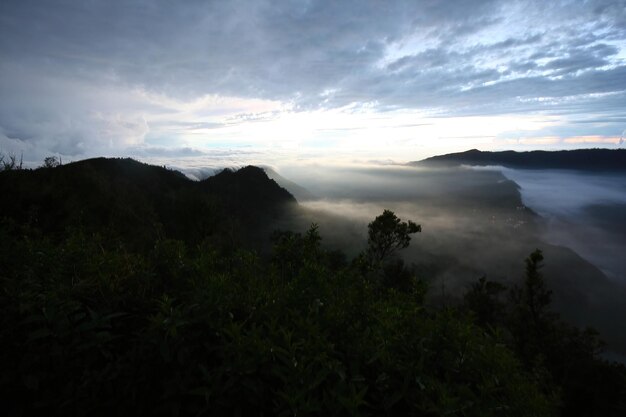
[[203, 165, 295, 204], [0, 158, 295, 248], [200, 165, 297, 227], [416, 148, 626, 171]]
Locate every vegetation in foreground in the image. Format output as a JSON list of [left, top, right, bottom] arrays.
[[1, 158, 625, 416]]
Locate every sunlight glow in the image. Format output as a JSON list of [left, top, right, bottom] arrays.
[[128, 90, 606, 163]]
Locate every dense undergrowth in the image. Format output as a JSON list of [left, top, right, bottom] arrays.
[[1, 159, 625, 416]]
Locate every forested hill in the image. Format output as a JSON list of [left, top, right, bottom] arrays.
[[416, 148, 626, 171], [0, 157, 295, 247]]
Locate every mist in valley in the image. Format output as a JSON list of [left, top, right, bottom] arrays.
[[171, 158, 626, 358], [499, 168, 626, 284], [263, 163, 626, 358]]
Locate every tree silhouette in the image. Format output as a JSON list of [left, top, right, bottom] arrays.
[[366, 209, 421, 264], [0, 152, 22, 171], [511, 250, 553, 328], [508, 249, 557, 368], [42, 156, 61, 168]]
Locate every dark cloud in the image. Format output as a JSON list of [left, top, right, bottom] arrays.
[[488, 33, 544, 50], [541, 43, 618, 75]]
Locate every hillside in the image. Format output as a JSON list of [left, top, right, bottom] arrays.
[[0, 158, 295, 248], [262, 166, 317, 201], [416, 148, 626, 171]]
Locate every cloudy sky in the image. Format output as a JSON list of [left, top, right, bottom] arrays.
[[1, 0, 625, 165]]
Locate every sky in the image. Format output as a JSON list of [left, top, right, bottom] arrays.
[[1, 0, 625, 166]]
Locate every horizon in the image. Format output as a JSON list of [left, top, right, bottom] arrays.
[[9, 146, 625, 175], [1, 1, 625, 167]]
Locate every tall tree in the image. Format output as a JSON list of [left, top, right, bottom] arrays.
[[366, 209, 421, 264]]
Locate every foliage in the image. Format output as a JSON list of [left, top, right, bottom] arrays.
[[366, 209, 421, 264], [463, 276, 507, 328], [464, 250, 626, 417], [0, 218, 554, 416]]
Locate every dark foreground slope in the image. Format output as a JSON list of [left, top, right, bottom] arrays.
[[416, 148, 626, 171], [0, 158, 295, 248]]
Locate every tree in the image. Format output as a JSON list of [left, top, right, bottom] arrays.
[[0, 152, 22, 171], [271, 223, 322, 280], [366, 209, 421, 264], [508, 249, 556, 368], [507, 250, 626, 416], [464, 276, 507, 328], [511, 250, 553, 328], [42, 156, 61, 168]]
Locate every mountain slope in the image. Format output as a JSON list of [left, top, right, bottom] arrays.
[[0, 158, 296, 247], [261, 166, 317, 201]]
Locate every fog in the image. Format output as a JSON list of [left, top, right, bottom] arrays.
[[266, 163, 626, 357], [500, 168, 626, 217], [172, 159, 626, 356], [500, 168, 626, 283]]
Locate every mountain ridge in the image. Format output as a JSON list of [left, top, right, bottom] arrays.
[[415, 148, 626, 171], [0, 157, 296, 248]]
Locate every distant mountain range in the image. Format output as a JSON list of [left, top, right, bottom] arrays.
[[415, 148, 626, 171]]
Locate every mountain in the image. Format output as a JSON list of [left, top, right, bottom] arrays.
[[261, 166, 317, 201], [416, 148, 626, 171], [0, 158, 295, 248]]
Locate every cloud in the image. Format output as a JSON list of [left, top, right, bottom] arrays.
[[1, 0, 625, 158], [124, 146, 207, 158], [562, 135, 621, 144]]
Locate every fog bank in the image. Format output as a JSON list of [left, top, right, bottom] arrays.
[[269, 163, 626, 356], [500, 168, 626, 283]]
